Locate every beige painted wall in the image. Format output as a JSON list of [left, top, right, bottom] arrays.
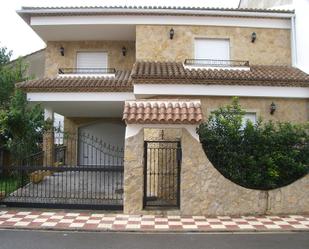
[[136, 25, 291, 65], [45, 41, 136, 77]]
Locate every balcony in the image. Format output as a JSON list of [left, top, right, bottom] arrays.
[[184, 59, 250, 71], [58, 68, 116, 77]]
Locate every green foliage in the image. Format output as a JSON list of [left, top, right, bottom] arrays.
[[197, 97, 309, 189], [0, 175, 20, 193], [0, 46, 44, 162]]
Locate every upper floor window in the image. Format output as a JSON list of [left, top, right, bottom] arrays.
[[58, 51, 115, 76], [194, 38, 230, 60], [76, 52, 108, 69], [242, 112, 257, 129]]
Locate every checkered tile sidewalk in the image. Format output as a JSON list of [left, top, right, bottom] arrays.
[[0, 210, 308, 232]]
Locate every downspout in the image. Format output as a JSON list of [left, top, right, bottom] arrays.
[[291, 14, 297, 67]]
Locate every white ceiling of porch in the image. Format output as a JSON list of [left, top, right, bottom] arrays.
[[38, 101, 125, 117]]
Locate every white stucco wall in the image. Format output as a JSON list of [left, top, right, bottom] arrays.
[[78, 121, 125, 165], [294, 0, 309, 73]]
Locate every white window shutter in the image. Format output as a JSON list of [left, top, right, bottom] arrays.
[[76, 52, 108, 68], [195, 39, 230, 60], [242, 113, 257, 128]]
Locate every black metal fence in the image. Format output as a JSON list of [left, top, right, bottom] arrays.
[[0, 132, 124, 210], [143, 141, 181, 208]]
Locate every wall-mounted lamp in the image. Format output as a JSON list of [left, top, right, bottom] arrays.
[[169, 28, 175, 40], [270, 102, 276, 115], [59, 46, 65, 56], [122, 46, 127, 56], [251, 32, 257, 43]]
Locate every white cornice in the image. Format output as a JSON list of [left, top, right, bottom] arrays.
[[134, 84, 309, 99]]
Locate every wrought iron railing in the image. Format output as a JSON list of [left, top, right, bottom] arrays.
[[58, 68, 116, 75], [184, 59, 250, 67]]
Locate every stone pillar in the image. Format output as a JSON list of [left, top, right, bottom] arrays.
[[43, 108, 54, 167], [123, 128, 144, 214]]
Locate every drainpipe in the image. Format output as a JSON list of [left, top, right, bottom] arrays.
[[291, 14, 297, 67]]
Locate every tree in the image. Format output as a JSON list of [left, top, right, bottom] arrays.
[[197, 97, 309, 189], [0, 46, 44, 162]]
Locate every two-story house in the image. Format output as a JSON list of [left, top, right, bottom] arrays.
[[13, 6, 309, 215]]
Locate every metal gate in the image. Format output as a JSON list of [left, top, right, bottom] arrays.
[[143, 141, 181, 208], [0, 132, 124, 210]]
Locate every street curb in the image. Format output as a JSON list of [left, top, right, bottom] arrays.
[[0, 226, 308, 234]]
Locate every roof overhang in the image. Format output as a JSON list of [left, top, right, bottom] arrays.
[[17, 6, 294, 42], [27, 92, 135, 117], [17, 7, 295, 19]]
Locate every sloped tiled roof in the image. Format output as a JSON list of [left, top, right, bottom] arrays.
[[20, 6, 293, 13], [16, 70, 132, 92], [131, 62, 309, 87], [123, 100, 203, 124]]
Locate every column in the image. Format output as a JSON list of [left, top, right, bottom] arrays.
[[43, 107, 54, 167]]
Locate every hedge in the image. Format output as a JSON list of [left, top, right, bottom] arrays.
[[197, 97, 309, 190]]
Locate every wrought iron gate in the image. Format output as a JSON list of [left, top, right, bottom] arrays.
[[143, 141, 181, 208], [0, 132, 124, 210]]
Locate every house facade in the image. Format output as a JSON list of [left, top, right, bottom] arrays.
[[14, 6, 309, 215]]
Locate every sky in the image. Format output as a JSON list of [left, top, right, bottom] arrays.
[[0, 0, 240, 59]]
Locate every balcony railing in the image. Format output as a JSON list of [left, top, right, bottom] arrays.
[[58, 68, 116, 75], [184, 59, 250, 68]]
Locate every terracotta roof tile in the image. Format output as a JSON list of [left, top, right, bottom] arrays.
[[131, 62, 309, 87], [123, 100, 203, 124], [16, 70, 132, 92], [20, 6, 294, 15]]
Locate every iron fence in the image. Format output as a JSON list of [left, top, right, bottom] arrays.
[[143, 141, 181, 208], [0, 131, 124, 210]]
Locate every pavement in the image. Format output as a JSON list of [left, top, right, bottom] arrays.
[[0, 229, 308, 249], [0, 209, 308, 233]]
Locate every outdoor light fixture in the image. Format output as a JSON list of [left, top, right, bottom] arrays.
[[59, 46, 65, 56], [122, 46, 127, 56], [270, 102, 276, 115], [251, 32, 257, 43], [169, 28, 175, 40]]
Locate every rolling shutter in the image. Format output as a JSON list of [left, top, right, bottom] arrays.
[[76, 52, 108, 68], [195, 39, 230, 60]]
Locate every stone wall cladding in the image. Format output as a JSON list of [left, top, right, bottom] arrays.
[[136, 25, 291, 65], [123, 128, 309, 215], [200, 97, 309, 123], [149, 96, 309, 123], [123, 129, 144, 214], [181, 129, 309, 216], [45, 41, 136, 77]]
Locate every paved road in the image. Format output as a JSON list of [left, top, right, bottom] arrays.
[[0, 230, 308, 249]]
